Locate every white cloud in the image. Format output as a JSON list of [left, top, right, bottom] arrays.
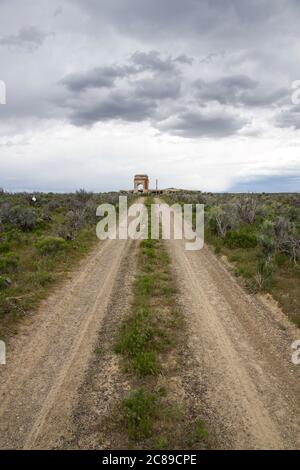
[[0, 0, 300, 192]]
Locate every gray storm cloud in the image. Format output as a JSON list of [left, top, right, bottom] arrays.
[[0, 1, 297, 136], [59, 52, 253, 137], [0, 26, 52, 51], [0, 0, 299, 191]]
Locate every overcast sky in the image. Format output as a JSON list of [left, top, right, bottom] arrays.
[[0, 0, 300, 192]]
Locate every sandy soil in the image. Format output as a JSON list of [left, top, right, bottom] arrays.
[[166, 234, 300, 449], [0, 235, 137, 449], [60, 239, 138, 450], [0, 199, 299, 450]]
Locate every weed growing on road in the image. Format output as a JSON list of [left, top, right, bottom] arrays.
[[123, 388, 158, 440], [115, 196, 209, 449]]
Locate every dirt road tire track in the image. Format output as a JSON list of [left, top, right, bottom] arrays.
[[166, 235, 300, 449], [0, 236, 136, 449], [1, 197, 299, 450], [60, 239, 138, 449]]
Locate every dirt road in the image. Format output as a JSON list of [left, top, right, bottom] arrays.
[[0, 199, 299, 450], [166, 233, 300, 449], [0, 234, 136, 449]]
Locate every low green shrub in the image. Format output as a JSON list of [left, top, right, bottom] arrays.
[[114, 309, 154, 356], [0, 252, 20, 273], [0, 275, 10, 289], [255, 257, 275, 290], [123, 388, 158, 440], [237, 266, 253, 279], [7, 206, 37, 231], [228, 253, 242, 262], [132, 351, 160, 376], [257, 234, 276, 257], [142, 247, 156, 258], [36, 236, 67, 255], [31, 269, 55, 287], [274, 252, 288, 267], [225, 230, 257, 248], [140, 239, 157, 249], [187, 418, 208, 446], [136, 274, 155, 295], [0, 242, 11, 254], [214, 244, 222, 255]]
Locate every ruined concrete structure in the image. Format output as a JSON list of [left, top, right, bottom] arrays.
[[134, 174, 149, 193], [131, 175, 181, 194]]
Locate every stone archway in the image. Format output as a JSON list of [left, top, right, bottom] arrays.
[[134, 174, 149, 193]]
